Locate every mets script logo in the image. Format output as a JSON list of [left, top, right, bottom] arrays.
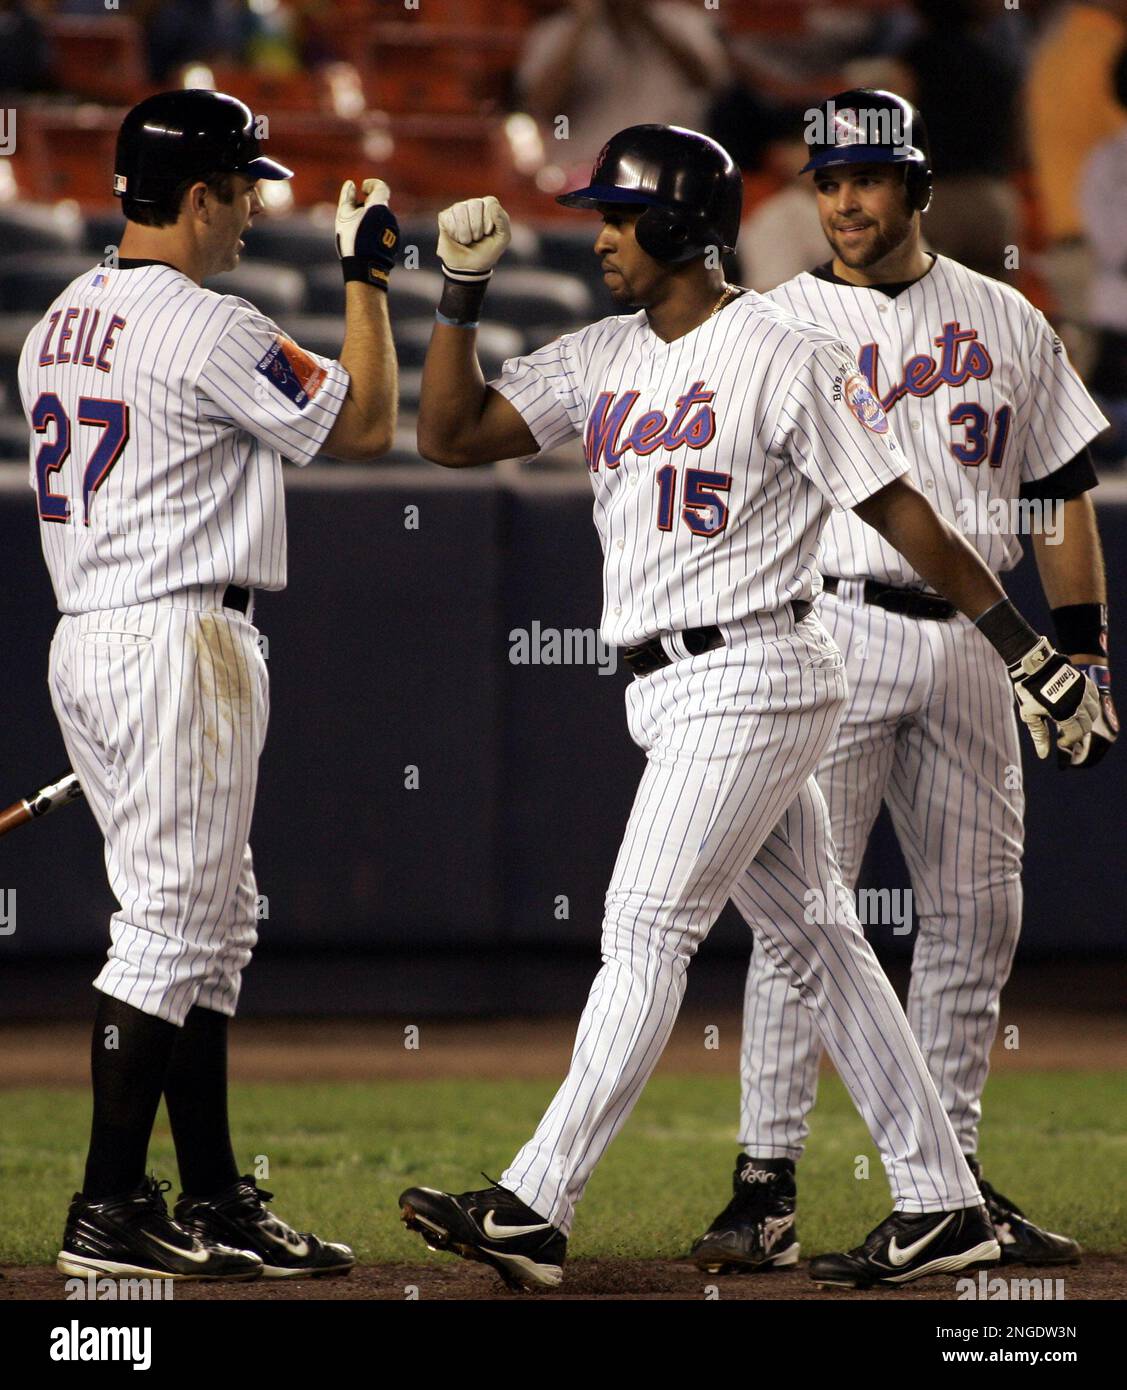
[[841, 370, 889, 434], [585, 380, 716, 470], [857, 321, 994, 411]]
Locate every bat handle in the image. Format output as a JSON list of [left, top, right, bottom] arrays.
[[0, 801, 31, 836]]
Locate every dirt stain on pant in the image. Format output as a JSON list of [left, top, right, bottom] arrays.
[[193, 614, 251, 781]]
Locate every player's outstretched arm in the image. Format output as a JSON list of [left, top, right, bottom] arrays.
[[416, 196, 540, 468], [322, 179, 399, 461], [855, 476, 1101, 760]]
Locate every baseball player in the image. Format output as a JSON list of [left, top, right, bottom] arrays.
[[19, 90, 399, 1280], [397, 124, 1099, 1291], [690, 90, 1115, 1284]]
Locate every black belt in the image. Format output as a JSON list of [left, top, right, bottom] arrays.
[[222, 584, 252, 615], [821, 576, 956, 621], [622, 600, 814, 678]]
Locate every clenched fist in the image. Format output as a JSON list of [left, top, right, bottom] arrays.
[[336, 178, 400, 289], [437, 196, 512, 282]]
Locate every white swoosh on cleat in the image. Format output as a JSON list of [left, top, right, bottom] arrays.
[[261, 1225, 310, 1258], [148, 1234, 212, 1264], [481, 1211, 554, 1240], [887, 1213, 955, 1267]]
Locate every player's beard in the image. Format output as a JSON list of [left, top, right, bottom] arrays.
[[828, 211, 913, 271]]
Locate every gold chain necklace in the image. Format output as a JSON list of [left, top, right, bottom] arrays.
[[709, 283, 742, 317]]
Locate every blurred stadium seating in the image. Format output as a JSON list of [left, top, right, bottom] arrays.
[[0, 0, 1101, 467]]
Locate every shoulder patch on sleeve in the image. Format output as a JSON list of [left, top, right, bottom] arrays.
[[833, 359, 889, 435], [255, 335, 328, 409]]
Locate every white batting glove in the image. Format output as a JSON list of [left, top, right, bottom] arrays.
[[437, 196, 511, 282], [1008, 638, 1100, 760]]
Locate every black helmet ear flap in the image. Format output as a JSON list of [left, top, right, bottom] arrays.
[[635, 205, 724, 265], [906, 161, 933, 213]]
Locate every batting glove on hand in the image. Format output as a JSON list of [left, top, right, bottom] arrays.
[[437, 196, 511, 283], [336, 178, 400, 290], [1008, 637, 1100, 760], [1057, 664, 1118, 769]]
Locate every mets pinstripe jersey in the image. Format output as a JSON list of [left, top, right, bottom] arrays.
[[21, 258, 348, 1026], [734, 254, 1109, 1175], [767, 255, 1109, 584], [490, 293, 911, 647], [18, 262, 348, 614]]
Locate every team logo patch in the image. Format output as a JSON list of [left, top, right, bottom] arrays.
[[843, 370, 889, 435], [255, 335, 327, 409]]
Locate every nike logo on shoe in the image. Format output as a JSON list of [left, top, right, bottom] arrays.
[[148, 1234, 211, 1263], [887, 1213, 955, 1266], [260, 1222, 310, 1258], [481, 1211, 554, 1240]]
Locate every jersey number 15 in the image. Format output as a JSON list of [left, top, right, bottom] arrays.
[[655, 466, 731, 536], [32, 392, 129, 526]]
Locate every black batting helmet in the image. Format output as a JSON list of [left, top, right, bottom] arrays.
[[799, 89, 933, 213], [557, 124, 743, 264], [113, 90, 293, 205]]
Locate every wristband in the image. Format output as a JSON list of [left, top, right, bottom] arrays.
[[975, 598, 1041, 666], [340, 257, 391, 292], [440, 264, 494, 286], [1051, 602, 1108, 659], [439, 274, 490, 326], [435, 310, 478, 329]]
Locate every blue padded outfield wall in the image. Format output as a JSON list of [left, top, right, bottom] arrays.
[[1, 466, 1124, 986]]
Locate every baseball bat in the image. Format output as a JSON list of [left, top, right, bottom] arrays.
[[0, 772, 84, 839]]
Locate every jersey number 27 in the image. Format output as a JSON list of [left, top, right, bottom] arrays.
[[32, 392, 129, 526]]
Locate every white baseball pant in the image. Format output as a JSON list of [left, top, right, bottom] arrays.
[[740, 586, 1024, 1158], [500, 608, 983, 1233], [47, 589, 268, 1025]]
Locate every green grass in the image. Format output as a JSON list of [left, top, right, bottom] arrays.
[[1, 1072, 1123, 1266]]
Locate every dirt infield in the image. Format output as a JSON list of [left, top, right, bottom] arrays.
[[1, 1006, 1125, 1088], [3, 1257, 1124, 1301]]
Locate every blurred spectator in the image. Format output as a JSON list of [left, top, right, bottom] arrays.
[[894, 0, 1024, 282], [0, 0, 51, 94], [516, 0, 729, 174], [737, 132, 827, 292], [1028, 1, 1127, 372], [144, 0, 250, 83], [54, 1, 118, 14], [1079, 40, 1127, 466]]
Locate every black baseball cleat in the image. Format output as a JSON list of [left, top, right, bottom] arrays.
[[690, 1154, 799, 1274], [966, 1156, 1082, 1266], [175, 1176, 355, 1278], [809, 1205, 1000, 1289], [57, 1176, 263, 1280], [399, 1181, 566, 1291]]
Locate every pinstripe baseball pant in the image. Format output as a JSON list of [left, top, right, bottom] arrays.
[[501, 608, 983, 1233], [740, 587, 1024, 1158], [47, 590, 268, 1025]]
